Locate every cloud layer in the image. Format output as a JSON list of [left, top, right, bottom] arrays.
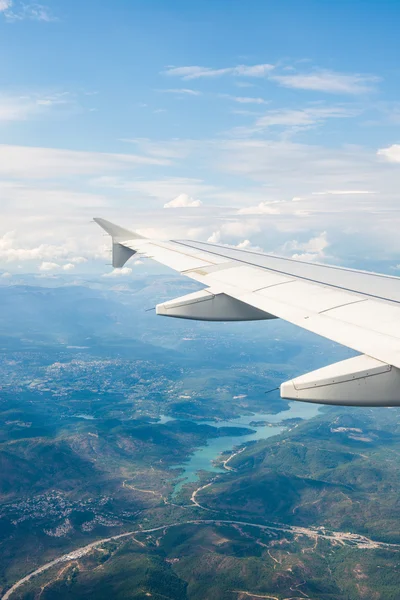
[[0, 50, 398, 278]]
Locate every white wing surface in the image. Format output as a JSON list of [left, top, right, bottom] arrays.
[[94, 218, 400, 407]]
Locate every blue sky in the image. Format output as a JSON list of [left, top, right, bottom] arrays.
[[1, 0, 400, 277]]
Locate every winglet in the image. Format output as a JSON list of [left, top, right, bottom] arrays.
[[93, 217, 145, 241], [93, 218, 144, 268]]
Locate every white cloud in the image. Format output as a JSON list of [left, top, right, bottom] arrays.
[[377, 144, 400, 163], [207, 221, 261, 245], [283, 232, 329, 261], [164, 193, 202, 208], [235, 239, 264, 252], [207, 233, 263, 252], [0, 232, 60, 262], [3, 126, 400, 274], [238, 202, 281, 215], [163, 63, 274, 80], [0, 231, 98, 267], [1, 271, 12, 278], [102, 267, 132, 278], [271, 70, 379, 94], [39, 261, 60, 271], [207, 231, 221, 243]]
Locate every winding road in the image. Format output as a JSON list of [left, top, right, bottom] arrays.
[[2, 517, 399, 599]]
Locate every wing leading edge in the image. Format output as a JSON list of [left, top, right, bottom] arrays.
[[94, 218, 400, 407]]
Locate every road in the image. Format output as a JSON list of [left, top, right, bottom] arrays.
[[222, 447, 246, 471], [2, 518, 399, 599], [190, 481, 215, 510]]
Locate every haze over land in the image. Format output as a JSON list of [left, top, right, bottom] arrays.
[[0, 272, 400, 599]]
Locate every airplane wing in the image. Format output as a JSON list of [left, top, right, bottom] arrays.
[[94, 217, 400, 407]]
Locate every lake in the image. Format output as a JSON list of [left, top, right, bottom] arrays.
[[168, 401, 321, 496]]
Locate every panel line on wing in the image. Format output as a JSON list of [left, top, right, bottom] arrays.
[[172, 240, 400, 306], [181, 261, 237, 275], [148, 241, 224, 266], [318, 298, 368, 315], [252, 280, 296, 293], [175, 239, 400, 283]]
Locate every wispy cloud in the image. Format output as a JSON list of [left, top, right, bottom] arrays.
[[221, 94, 269, 105], [0, 92, 72, 122], [158, 88, 202, 96], [255, 106, 357, 130], [163, 63, 274, 80], [0, 144, 170, 178], [312, 190, 376, 196], [237, 201, 281, 215], [231, 109, 263, 117], [4, 2, 56, 22], [119, 138, 193, 159], [235, 81, 256, 89], [163, 63, 378, 96], [271, 69, 379, 94], [93, 175, 215, 201]]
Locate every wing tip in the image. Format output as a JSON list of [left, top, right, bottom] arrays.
[[93, 217, 145, 241]]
